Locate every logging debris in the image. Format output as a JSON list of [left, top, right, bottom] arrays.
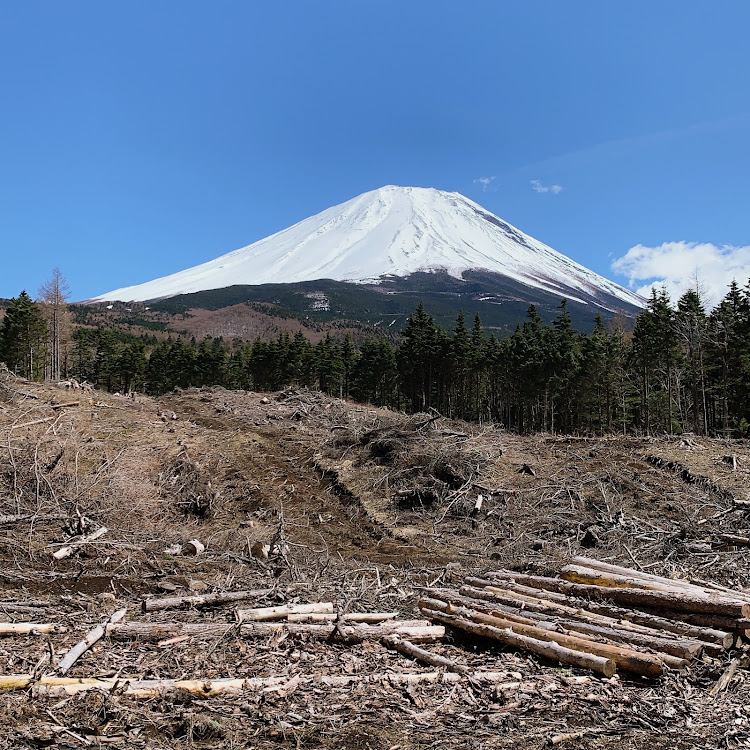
[[417, 557, 750, 679]]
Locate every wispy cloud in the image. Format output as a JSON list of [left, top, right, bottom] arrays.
[[474, 176, 496, 192], [518, 113, 750, 175], [611, 241, 750, 307], [530, 179, 563, 195]]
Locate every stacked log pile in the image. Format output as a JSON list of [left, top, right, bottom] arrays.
[[419, 556, 750, 678]]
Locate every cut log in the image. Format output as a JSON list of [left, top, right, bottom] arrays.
[[467, 580, 734, 649], [342, 612, 398, 623], [719, 534, 750, 547], [464, 585, 709, 659], [236, 602, 334, 622], [50, 401, 80, 410], [56, 609, 126, 675], [0, 670, 523, 697], [287, 612, 337, 623], [447, 587, 710, 660], [490, 587, 732, 651], [286, 611, 399, 624], [635, 608, 750, 633], [0, 623, 62, 636], [183, 539, 205, 556], [569, 557, 722, 597], [561, 564, 684, 593], [107, 619, 443, 644], [420, 597, 671, 676], [487, 570, 750, 618], [51, 526, 108, 560], [141, 589, 274, 613], [382, 635, 469, 674], [420, 606, 616, 677]]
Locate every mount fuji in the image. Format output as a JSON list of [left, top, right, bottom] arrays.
[[94, 186, 643, 315]]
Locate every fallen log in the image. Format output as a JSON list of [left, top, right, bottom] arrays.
[[236, 602, 334, 622], [450, 587, 710, 660], [719, 534, 750, 547], [465, 580, 733, 649], [462, 585, 709, 659], [286, 612, 399, 624], [635, 607, 750, 634], [420, 606, 616, 677], [561, 564, 684, 593], [50, 401, 79, 410], [287, 612, 338, 623], [487, 570, 750, 618], [108, 620, 443, 644], [420, 597, 672, 677], [382, 635, 469, 674], [0, 623, 62, 636], [10, 416, 55, 430], [571, 556, 750, 603], [0, 670, 521, 697], [141, 589, 274, 613], [50, 526, 108, 560], [56, 609, 126, 675]]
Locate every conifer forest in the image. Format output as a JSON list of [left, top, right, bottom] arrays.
[[2, 283, 750, 437]]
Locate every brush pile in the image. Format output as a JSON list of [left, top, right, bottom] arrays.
[[419, 556, 750, 678]]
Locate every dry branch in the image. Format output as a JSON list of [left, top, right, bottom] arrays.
[[55, 609, 126, 675], [141, 588, 274, 613], [382, 635, 469, 674], [108, 619, 443, 644], [50, 526, 108, 560]]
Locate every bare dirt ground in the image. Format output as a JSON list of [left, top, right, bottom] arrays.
[[0, 368, 749, 749]]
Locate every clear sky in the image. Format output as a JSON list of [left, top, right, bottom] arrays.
[[1, 1, 749, 305]]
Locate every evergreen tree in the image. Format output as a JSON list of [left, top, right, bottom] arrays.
[[676, 289, 709, 433], [0, 291, 48, 380], [397, 302, 439, 412]]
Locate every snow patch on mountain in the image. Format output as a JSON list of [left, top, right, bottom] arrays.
[[94, 186, 644, 308]]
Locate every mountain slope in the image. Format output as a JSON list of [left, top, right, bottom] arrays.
[[94, 186, 643, 310]]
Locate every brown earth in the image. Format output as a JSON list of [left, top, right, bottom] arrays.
[[0, 368, 748, 749]]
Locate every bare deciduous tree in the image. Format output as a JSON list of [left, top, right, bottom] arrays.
[[38, 268, 72, 381]]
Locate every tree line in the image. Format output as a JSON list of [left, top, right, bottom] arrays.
[[3, 277, 750, 436]]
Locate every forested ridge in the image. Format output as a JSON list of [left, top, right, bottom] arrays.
[[3, 281, 750, 436]]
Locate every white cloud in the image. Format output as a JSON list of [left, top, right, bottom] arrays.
[[530, 179, 563, 195], [611, 241, 750, 307], [474, 176, 496, 192]]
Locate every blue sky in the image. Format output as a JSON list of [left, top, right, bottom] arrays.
[[1, 1, 749, 305]]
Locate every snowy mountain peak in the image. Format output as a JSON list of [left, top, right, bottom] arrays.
[[94, 185, 644, 309]]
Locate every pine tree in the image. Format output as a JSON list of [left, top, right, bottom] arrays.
[[397, 302, 439, 412], [676, 289, 709, 433], [450, 311, 471, 418], [0, 291, 48, 380]]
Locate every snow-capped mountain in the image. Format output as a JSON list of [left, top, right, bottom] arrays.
[[94, 185, 643, 309]]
